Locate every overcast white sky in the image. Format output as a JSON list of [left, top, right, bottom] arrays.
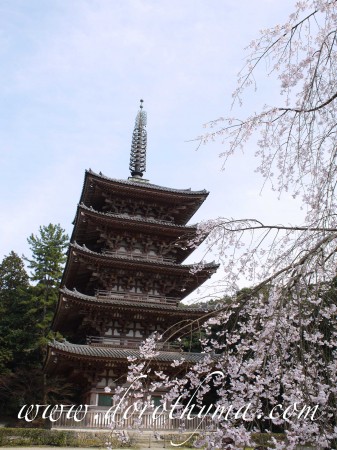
[[0, 0, 301, 293]]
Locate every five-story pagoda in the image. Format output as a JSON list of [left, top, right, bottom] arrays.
[[45, 101, 218, 408]]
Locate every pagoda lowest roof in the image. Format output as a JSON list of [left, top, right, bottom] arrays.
[[47, 340, 215, 364]]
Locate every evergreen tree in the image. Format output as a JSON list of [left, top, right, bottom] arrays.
[[0, 252, 39, 417], [26, 223, 68, 286], [0, 226, 74, 418], [25, 223, 68, 346], [0, 252, 31, 374], [0, 227, 71, 418]]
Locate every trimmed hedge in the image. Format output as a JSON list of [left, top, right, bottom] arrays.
[[0, 427, 288, 448], [0, 427, 110, 447]]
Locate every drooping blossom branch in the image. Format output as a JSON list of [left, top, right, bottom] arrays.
[[124, 2, 337, 449]]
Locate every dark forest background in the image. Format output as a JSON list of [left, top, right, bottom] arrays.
[[0, 224, 78, 422]]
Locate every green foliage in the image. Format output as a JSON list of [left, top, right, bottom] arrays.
[[0, 369, 43, 416], [0, 224, 70, 418], [180, 294, 232, 353], [0, 252, 33, 374], [25, 223, 68, 345], [180, 329, 205, 353], [0, 251, 29, 291], [0, 368, 80, 418], [26, 223, 68, 285]]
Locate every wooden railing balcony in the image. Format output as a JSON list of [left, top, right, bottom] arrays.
[[95, 290, 178, 305], [102, 249, 174, 263], [86, 336, 181, 352]]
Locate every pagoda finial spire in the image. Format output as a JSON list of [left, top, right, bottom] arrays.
[[129, 99, 147, 178]]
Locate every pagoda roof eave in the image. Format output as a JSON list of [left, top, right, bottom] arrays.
[[79, 170, 209, 225], [83, 169, 209, 197], [70, 204, 200, 264], [59, 244, 218, 301], [52, 286, 214, 331], [60, 287, 208, 313], [52, 287, 209, 330], [69, 242, 218, 273], [73, 203, 198, 231], [45, 340, 215, 367]]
